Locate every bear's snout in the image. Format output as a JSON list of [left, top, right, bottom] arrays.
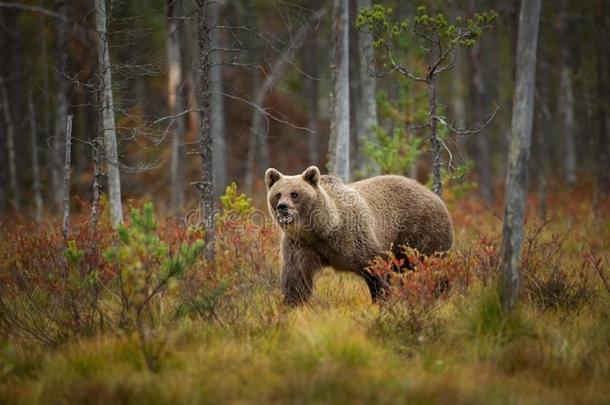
[[275, 202, 296, 226]]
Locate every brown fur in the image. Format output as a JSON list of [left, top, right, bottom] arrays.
[[265, 166, 453, 305]]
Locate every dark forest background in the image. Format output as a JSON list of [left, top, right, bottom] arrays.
[[0, 0, 607, 220]]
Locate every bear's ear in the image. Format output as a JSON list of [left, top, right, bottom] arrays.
[[265, 168, 283, 189], [302, 166, 320, 187]]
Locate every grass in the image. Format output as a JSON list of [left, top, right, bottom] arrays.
[[1, 187, 610, 404], [2, 277, 610, 404]]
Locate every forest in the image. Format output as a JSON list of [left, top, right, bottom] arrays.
[[0, 0, 609, 403]]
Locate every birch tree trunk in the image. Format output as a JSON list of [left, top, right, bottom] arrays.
[[499, 0, 541, 313], [208, 0, 227, 198], [29, 94, 43, 223], [0, 77, 19, 213], [557, 0, 577, 187], [91, 136, 102, 230], [167, 0, 186, 218], [349, 0, 360, 175], [53, 0, 69, 213], [95, 0, 123, 228], [197, 0, 215, 263], [328, 0, 350, 182], [428, 73, 442, 197], [356, 0, 378, 176], [62, 115, 73, 241]]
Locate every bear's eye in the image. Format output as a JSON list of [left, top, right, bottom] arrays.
[[290, 192, 298, 199], [275, 193, 281, 200]]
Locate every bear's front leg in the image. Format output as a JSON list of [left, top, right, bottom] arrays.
[[280, 237, 325, 307]]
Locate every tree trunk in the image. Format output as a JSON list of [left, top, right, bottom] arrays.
[[91, 136, 102, 230], [209, 0, 227, 198], [349, 0, 360, 175], [62, 115, 73, 241], [557, 0, 577, 187], [356, 0, 378, 176], [53, 0, 69, 213], [244, 64, 261, 193], [245, 7, 325, 191], [95, 0, 123, 228], [500, 0, 521, 178], [0, 8, 11, 214], [535, 56, 550, 221], [467, 0, 493, 203], [167, 0, 186, 218], [304, 32, 319, 166], [328, 0, 350, 182], [0, 77, 19, 212], [197, 0, 215, 263], [595, 0, 609, 196], [29, 94, 43, 223], [428, 73, 442, 197], [40, 12, 53, 211], [499, 0, 541, 313]]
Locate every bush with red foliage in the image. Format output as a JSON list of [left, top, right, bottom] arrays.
[[367, 239, 499, 312], [0, 219, 114, 345]]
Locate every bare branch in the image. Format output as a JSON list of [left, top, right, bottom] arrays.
[[0, 2, 68, 21], [433, 101, 503, 136], [153, 109, 201, 125], [221, 91, 314, 134]]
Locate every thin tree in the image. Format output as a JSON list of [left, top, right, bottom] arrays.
[[197, 0, 215, 263], [594, 0, 609, 197], [304, 31, 319, 166], [167, 0, 187, 218], [534, 59, 551, 221], [357, 6, 497, 197], [90, 136, 103, 230], [356, 0, 378, 176], [62, 115, 73, 241], [499, 0, 541, 313], [0, 76, 19, 213], [467, 0, 493, 203], [29, 93, 43, 223], [52, 0, 69, 212], [328, 0, 350, 182], [208, 0, 227, 198], [95, 0, 123, 228], [244, 6, 326, 192], [557, 0, 577, 187]]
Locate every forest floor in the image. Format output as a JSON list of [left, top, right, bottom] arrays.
[[1, 186, 610, 404]]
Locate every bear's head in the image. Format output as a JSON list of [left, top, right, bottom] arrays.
[[265, 166, 321, 236]]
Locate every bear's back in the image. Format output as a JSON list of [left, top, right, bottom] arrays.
[[350, 175, 453, 254]]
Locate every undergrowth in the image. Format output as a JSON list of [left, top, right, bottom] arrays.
[[1, 187, 609, 404]]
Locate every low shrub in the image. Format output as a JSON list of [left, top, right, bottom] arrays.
[[521, 221, 595, 314], [0, 184, 281, 368]]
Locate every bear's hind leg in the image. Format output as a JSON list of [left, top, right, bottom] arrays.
[[359, 270, 387, 303], [391, 245, 414, 273]]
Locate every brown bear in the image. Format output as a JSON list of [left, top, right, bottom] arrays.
[[265, 166, 453, 306]]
